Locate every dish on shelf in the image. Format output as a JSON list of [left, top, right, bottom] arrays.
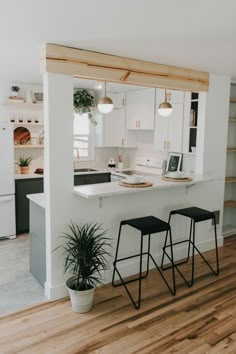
[[125, 175, 144, 184], [165, 171, 185, 179], [14, 127, 30, 145]]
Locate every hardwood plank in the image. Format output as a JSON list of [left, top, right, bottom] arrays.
[[1, 237, 236, 353], [41, 44, 209, 92]]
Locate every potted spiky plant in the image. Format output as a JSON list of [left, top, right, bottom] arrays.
[[18, 157, 32, 174], [59, 221, 111, 313]]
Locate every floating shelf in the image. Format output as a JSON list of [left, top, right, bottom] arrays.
[[222, 224, 236, 237], [14, 144, 44, 149], [229, 118, 236, 122], [230, 98, 236, 103], [189, 126, 197, 129], [225, 177, 236, 184], [13, 122, 43, 127], [224, 200, 236, 208], [2, 102, 43, 108], [227, 147, 236, 152]]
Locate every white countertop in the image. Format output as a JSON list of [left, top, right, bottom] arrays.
[[27, 193, 45, 208], [15, 173, 43, 179], [74, 175, 216, 199]]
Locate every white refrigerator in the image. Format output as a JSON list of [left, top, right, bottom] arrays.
[[0, 122, 16, 239]]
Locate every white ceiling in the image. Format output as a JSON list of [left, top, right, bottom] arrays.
[[1, 0, 236, 84]]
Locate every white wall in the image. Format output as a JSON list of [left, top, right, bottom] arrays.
[[44, 73, 230, 301]]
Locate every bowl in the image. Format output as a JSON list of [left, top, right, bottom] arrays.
[[167, 171, 185, 178], [125, 175, 144, 184]]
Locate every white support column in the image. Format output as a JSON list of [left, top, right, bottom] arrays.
[[43, 72, 74, 300], [195, 75, 230, 176]]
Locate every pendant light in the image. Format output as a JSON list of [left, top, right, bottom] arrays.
[[158, 90, 173, 117], [97, 82, 114, 114]]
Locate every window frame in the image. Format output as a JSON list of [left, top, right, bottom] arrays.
[[73, 113, 95, 161]]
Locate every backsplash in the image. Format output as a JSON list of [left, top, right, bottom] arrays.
[[15, 147, 44, 174], [73, 146, 195, 173]]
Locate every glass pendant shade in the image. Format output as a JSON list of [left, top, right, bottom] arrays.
[[158, 90, 173, 117], [97, 96, 114, 114], [97, 82, 114, 114], [158, 101, 173, 117]]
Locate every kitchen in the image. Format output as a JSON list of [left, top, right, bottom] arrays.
[[0, 48, 230, 312]]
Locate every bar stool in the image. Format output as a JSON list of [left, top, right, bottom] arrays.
[[161, 207, 220, 287], [112, 216, 176, 309]]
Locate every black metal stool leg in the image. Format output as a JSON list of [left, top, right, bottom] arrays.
[[189, 221, 196, 287], [186, 219, 193, 262], [213, 216, 220, 275], [168, 228, 176, 295], [136, 232, 144, 309], [161, 213, 172, 269], [112, 223, 122, 286], [146, 234, 151, 276]]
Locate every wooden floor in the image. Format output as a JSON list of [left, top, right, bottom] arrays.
[[1, 237, 236, 353]]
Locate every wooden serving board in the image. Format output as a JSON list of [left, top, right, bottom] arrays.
[[162, 176, 193, 182], [119, 181, 153, 188]]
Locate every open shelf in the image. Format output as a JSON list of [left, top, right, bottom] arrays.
[[224, 200, 236, 208], [14, 144, 44, 149], [227, 147, 236, 152], [13, 122, 43, 127], [225, 177, 236, 184], [229, 118, 236, 122], [230, 98, 236, 103], [2, 102, 43, 108], [223, 224, 236, 237]]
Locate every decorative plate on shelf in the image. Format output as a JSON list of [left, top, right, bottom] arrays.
[[14, 127, 31, 145]]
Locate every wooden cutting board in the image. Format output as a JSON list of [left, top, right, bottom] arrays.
[[161, 176, 193, 182], [119, 181, 153, 188]]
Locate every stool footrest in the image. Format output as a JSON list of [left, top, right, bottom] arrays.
[[162, 239, 219, 287], [113, 252, 176, 309]]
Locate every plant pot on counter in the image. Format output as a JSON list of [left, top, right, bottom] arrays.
[[20, 166, 29, 174], [66, 277, 95, 313]]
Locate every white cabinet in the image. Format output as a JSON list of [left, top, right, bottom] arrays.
[[96, 93, 126, 147], [102, 109, 126, 147], [126, 88, 155, 130], [155, 89, 184, 152], [108, 92, 125, 109]]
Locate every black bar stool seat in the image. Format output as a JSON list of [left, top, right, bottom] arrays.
[[161, 206, 220, 288], [112, 215, 176, 310], [170, 207, 215, 223]]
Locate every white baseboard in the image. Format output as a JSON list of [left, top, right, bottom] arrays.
[[44, 236, 223, 301]]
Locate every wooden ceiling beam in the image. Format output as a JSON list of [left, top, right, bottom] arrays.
[[41, 44, 209, 92]]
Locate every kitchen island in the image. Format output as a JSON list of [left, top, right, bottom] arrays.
[[28, 174, 223, 294]]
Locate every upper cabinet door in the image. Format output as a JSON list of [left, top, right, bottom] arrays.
[[168, 103, 184, 152], [166, 89, 184, 104], [107, 92, 125, 109], [126, 88, 155, 130], [103, 109, 126, 147]]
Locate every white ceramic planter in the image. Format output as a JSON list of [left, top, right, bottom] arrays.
[[11, 91, 19, 97], [66, 278, 95, 313]]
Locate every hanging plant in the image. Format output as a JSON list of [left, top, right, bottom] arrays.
[[73, 89, 97, 125]]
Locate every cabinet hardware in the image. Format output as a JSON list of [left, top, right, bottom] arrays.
[[122, 138, 124, 146]]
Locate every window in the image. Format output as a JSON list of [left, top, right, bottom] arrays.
[[73, 113, 94, 160]]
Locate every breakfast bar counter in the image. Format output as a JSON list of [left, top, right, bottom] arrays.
[[73, 174, 216, 199]]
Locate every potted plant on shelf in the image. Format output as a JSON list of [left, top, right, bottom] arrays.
[[58, 221, 111, 313], [73, 89, 97, 125], [18, 157, 32, 174], [11, 86, 20, 97]]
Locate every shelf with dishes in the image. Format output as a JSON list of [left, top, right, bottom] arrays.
[[13, 122, 43, 127], [14, 144, 44, 149], [227, 147, 236, 152], [224, 200, 236, 208], [2, 102, 43, 108], [225, 177, 236, 184]]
